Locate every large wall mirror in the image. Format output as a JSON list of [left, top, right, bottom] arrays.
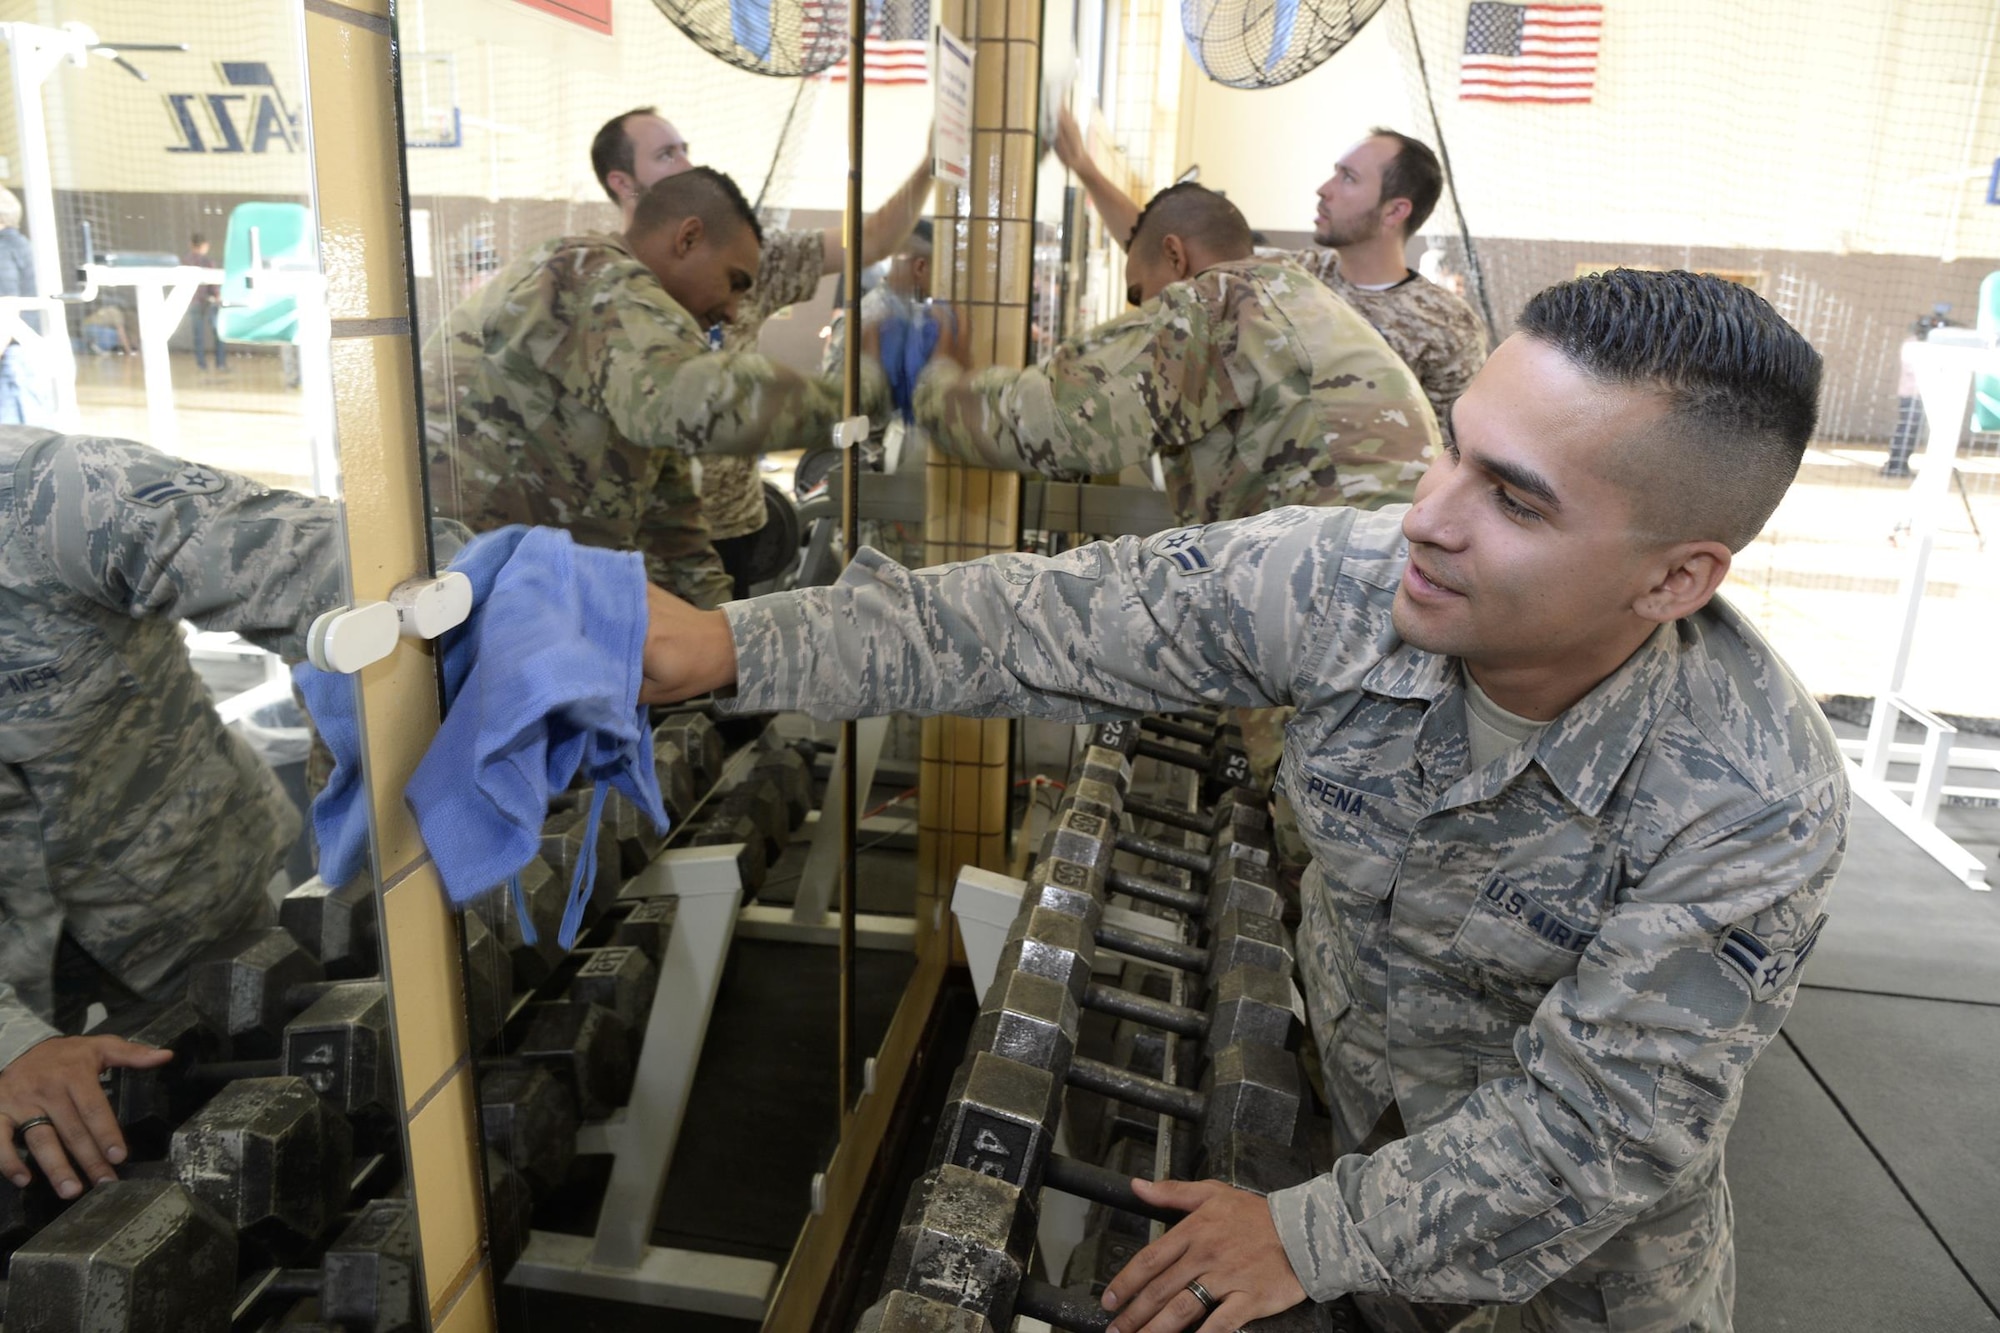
[[395, 0, 937, 1324], [0, 3, 424, 1329]]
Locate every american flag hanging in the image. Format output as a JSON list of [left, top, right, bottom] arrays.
[[814, 0, 931, 84], [1459, 2, 1601, 104]]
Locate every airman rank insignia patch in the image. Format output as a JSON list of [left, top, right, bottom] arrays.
[[1717, 914, 1827, 1001], [125, 464, 228, 507], [1147, 526, 1216, 575]]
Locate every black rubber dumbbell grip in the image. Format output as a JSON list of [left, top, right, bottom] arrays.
[[1142, 717, 1218, 747], [1119, 795, 1212, 836], [1106, 869, 1207, 917], [1066, 1055, 1204, 1123], [1043, 1154, 1189, 1226], [1016, 1277, 1114, 1333], [1093, 923, 1208, 975], [1114, 832, 1210, 877], [1083, 983, 1206, 1040]]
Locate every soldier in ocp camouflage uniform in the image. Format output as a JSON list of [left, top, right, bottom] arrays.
[[0, 428, 346, 1201], [636, 270, 1843, 1332], [1055, 113, 1487, 428], [587, 106, 936, 597], [425, 166, 878, 609], [915, 184, 1438, 527]]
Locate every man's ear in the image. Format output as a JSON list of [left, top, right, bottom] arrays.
[[1633, 541, 1732, 624], [1380, 196, 1413, 236], [608, 170, 640, 206], [1160, 234, 1189, 280], [674, 215, 705, 258]]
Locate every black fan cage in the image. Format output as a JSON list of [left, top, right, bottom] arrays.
[[651, 0, 872, 76], [1182, 0, 1386, 88]]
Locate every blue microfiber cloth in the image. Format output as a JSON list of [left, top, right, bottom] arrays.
[[877, 306, 945, 423], [298, 526, 669, 947], [292, 663, 370, 891]]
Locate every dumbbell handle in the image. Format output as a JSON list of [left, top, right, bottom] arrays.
[[1043, 1154, 1187, 1225], [1135, 737, 1211, 774], [1120, 795, 1211, 836], [1067, 1055, 1203, 1124], [1017, 1276, 1113, 1332], [1083, 982, 1205, 1040], [1094, 922, 1208, 974], [1106, 868, 1206, 917], [1143, 716, 1218, 746], [1115, 831, 1209, 877]]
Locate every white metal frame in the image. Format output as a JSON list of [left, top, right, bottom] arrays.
[[507, 844, 766, 1316], [1841, 335, 1996, 889]]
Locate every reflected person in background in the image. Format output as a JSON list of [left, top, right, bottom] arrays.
[[1055, 113, 1488, 427], [427, 167, 881, 608], [589, 106, 933, 599], [0, 427, 347, 1203], [913, 183, 1438, 526], [0, 188, 56, 427]]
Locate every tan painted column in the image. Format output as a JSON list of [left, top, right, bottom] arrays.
[[299, 2, 495, 1328], [920, 0, 1041, 942]]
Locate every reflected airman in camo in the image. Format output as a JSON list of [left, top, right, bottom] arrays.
[[425, 167, 875, 609], [0, 427, 346, 1200], [649, 270, 1840, 1333], [583, 107, 936, 588], [915, 185, 1437, 527]]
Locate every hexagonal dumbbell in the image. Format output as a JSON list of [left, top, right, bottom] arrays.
[[8, 1179, 237, 1333], [967, 970, 1080, 1075], [510, 1000, 633, 1121], [279, 876, 379, 980], [749, 743, 814, 829], [479, 1063, 578, 1201], [1030, 807, 1118, 914], [652, 739, 698, 823], [170, 1075, 354, 1262], [0, 1174, 67, 1267], [281, 981, 397, 1119], [996, 903, 1096, 1002], [460, 912, 516, 1055], [566, 945, 659, 1035], [653, 712, 723, 792], [1089, 905, 1295, 985], [186, 927, 327, 1059], [539, 806, 623, 923], [886, 1164, 1038, 1320], [710, 777, 789, 865], [607, 896, 676, 966], [931, 1051, 1064, 1193], [859, 1289, 999, 1333], [99, 998, 227, 1160], [469, 856, 566, 988], [683, 804, 769, 894], [602, 785, 667, 880]]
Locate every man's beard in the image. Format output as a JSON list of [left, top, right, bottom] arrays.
[[1315, 216, 1377, 248]]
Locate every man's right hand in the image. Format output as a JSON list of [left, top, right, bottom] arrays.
[[1053, 106, 1088, 172], [640, 583, 740, 704], [0, 1035, 171, 1198]]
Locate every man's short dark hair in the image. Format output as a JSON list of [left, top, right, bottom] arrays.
[[189, 232, 208, 247], [630, 166, 764, 248], [1368, 128, 1444, 238], [1519, 269, 1823, 552], [590, 106, 658, 203], [1128, 183, 1254, 262]]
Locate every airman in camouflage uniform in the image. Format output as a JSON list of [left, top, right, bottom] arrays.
[[0, 428, 344, 1196], [648, 271, 1839, 1332], [916, 187, 1437, 526], [584, 107, 936, 596], [1274, 246, 1487, 429], [425, 168, 871, 609], [1053, 112, 1487, 428]]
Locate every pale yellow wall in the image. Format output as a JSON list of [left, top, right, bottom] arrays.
[[399, 0, 934, 212], [1, 0, 312, 197], [1181, 0, 2000, 258]]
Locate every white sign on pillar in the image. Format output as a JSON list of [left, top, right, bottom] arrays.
[[933, 25, 974, 188]]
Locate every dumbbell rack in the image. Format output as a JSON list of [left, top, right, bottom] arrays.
[[860, 715, 1329, 1333], [504, 840, 765, 1315]]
